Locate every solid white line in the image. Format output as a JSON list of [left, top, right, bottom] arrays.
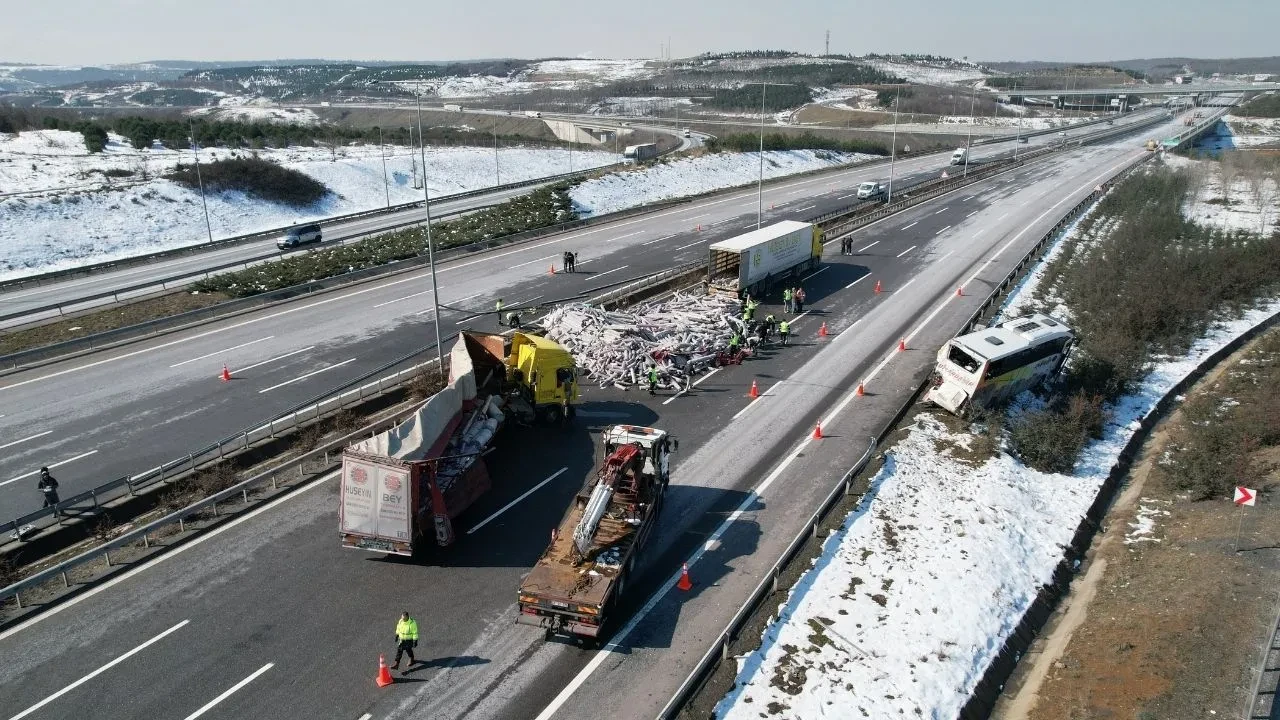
[[510, 254, 559, 270], [169, 337, 274, 368], [180, 663, 274, 720], [257, 359, 356, 394], [858, 240, 879, 252], [901, 221, 918, 230], [0, 471, 336, 643], [896, 245, 917, 258], [802, 266, 828, 281], [661, 367, 721, 406], [642, 235, 673, 246], [0, 450, 99, 488], [844, 275, 870, 290], [6, 620, 190, 720], [467, 468, 567, 534], [232, 346, 315, 375], [606, 231, 642, 243], [0, 430, 52, 451], [587, 265, 629, 282], [674, 238, 707, 251], [372, 288, 435, 309]]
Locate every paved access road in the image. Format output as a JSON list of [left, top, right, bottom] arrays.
[[0, 114, 1194, 720], [0, 110, 1148, 522]]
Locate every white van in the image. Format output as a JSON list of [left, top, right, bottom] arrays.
[[949, 148, 967, 165], [277, 223, 323, 249]]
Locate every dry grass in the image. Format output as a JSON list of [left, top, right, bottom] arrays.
[[0, 290, 232, 356], [791, 105, 884, 127]]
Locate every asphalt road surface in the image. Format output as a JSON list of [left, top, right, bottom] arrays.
[[0, 113, 1195, 720]]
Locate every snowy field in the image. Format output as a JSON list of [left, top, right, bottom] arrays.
[[1219, 115, 1280, 148], [1163, 154, 1278, 237], [864, 59, 988, 86], [394, 58, 655, 99], [0, 130, 618, 280], [714, 188, 1280, 718], [568, 149, 876, 217]]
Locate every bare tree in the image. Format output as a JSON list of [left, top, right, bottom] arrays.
[[1218, 150, 1242, 205]]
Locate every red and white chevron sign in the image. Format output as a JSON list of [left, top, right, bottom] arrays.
[[1234, 487, 1256, 507]]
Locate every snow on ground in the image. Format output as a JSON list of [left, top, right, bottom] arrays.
[[864, 59, 988, 85], [1125, 499, 1171, 545], [0, 130, 618, 280], [568, 149, 875, 217], [1216, 115, 1280, 149], [393, 58, 657, 99], [1162, 154, 1279, 237], [715, 181, 1280, 717], [189, 101, 319, 125]]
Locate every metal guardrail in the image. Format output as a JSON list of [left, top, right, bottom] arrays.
[[660, 137, 1168, 719], [0, 163, 625, 296]]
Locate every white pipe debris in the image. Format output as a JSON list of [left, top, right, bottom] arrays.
[[541, 292, 742, 389]]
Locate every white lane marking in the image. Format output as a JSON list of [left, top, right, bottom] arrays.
[[685, 213, 710, 221], [858, 240, 879, 252], [674, 238, 707, 251], [606, 231, 643, 243], [0, 450, 99, 488], [937, 250, 955, 262], [896, 245, 917, 258], [901, 221, 918, 230], [998, 212, 1010, 220], [731, 381, 784, 421], [786, 189, 807, 196], [845, 275, 871, 290], [180, 663, 274, 720], [372, 288, 436, 309], [939, 225, 952, 234], [966, 210, 979, 217], [661, 367, 721, 406], [836, 193, 857, 199], [7, 620, 190, 720], [934, 208, 947, 215], [358, 715, 372, 720], [0, 431, 52, 451], [642, 235, 673, 246], [802, 266, 828, 282], [788, 310, 812, 328], [0, 471, 334, 642], [169, 336, 274, 368], [962, 195, 974, 201], [586, 265, 630, 283], [794, 205, 815, 212], [510, 254, 559, 270], [447, 291, 485, 306], [257, 359, 356, 394], [232, 346, 315, 375], [467, 468, 567, 534]]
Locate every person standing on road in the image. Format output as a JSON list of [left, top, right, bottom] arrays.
[[495, 298, 504, 326], [647, 365, 659, 396], [570, 253, 578, 273], [778, 320, 790, 347], [38, 467, 60, 514], [391, 611, 419, 671], [782, 287, 793, 313], [794, 287, 807, 313]]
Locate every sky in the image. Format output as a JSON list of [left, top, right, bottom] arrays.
[[3, 0, 1277, 66]]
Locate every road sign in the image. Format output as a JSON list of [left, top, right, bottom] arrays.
[[1234, 487, 1256, 506], [941, 171, 949, 179]]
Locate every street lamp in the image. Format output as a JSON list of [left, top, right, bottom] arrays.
[[188, 122, 214, 244], [378, 126, 390, 208], [757, 79, 767, 229], [887, 85, 900, 203], [413, 81, 446, 370], [963, 82, 977, 178]]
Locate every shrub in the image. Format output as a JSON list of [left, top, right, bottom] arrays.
[[707, 132, 887, 156], [1008, 392, 1107, 473], [166, 156, 328, 206], [1237, 94, 1280, 119]]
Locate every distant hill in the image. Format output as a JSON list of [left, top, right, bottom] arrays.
[[984, 57, 1280, 80]]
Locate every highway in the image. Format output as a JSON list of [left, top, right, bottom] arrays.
[[0, 108, 1165, 523], [0, 111, 1196, 720], [0, 176, 582, 328], [0, 107, 1159, 330]]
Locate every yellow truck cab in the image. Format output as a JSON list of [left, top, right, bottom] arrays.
[[507, 332, 579, 422]]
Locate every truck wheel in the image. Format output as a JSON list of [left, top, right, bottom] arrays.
[[543, 405, 563, 425]]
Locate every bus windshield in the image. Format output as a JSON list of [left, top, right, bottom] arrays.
[[947, 344, 983, 374]]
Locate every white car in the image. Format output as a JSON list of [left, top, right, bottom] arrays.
[[856, 181, 886, 199]]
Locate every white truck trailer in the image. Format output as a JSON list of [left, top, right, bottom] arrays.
[[706, 220, 823, 298]]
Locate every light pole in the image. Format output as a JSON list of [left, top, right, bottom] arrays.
[[413, 82, 445, 370], [188, 123, 214, 244], [1013, 81, 1024, 160], [493, 114, 500, 185], [963, 82, 977, 178], [757, 80, 767, 229], [408, 125, 418, 189], [378, 126, 390, 208], [887, 85, 900, 203]]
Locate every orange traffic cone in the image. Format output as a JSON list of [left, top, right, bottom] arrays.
[[956, 286, 965, 297], [818, 321, 829, 338], [376, 654, 394, 688], [749, 379, 760, 399], [677, 562, 693, 591], [220, 365, 231, 382], [855, 382, 865, 396], [897, 338, 907, 352], [696, 224, 702, 232], [874, 279, 882, 294], [812, 421, 824, 440], [548, 264, 556, 275]]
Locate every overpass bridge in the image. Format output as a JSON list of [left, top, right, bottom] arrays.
[[1001, 83, 1273, 111]]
